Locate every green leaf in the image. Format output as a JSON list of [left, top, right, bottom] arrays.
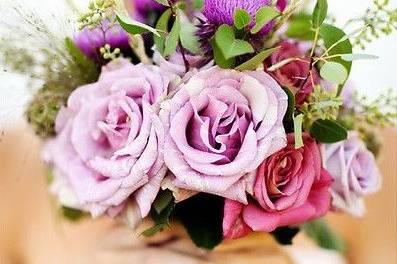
[[163, 13, 182, 56], [235, 46, 280, 71], [312, 0, 328, 28], [251, 6, 280, 34], [211, 39, 236, 69], [234, 8, 251, 29], [215, 25, 254, 60], [154, 0, 170, 6], [142, 198, 175, 237], [175, 194, 224, 250], [116, 13, 160, 37], [271, 227, 300, 245], [319, 24, 352, 78], [340, 53, 379, 61], [303, 219, 346, 252], [320, 61, 348, 85], [282, 87, 295, 122], [285, 13, 315, 40], [154, 9, 172, 55], [293, 114, 304, 149], [153, 189, 174, 214], [61, 206, 85, 222], [65, 37, 96, 69], [179, 13, 201, 54], [310, 119, 348, 143]]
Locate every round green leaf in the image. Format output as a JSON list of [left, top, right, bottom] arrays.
[[320, 61, 348, 85], [234, 8, 251, 29], [310, 119, 347, 143]]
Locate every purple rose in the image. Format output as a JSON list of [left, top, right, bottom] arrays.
[[161, 66, 288, 203], [322, 132, 381, 217], [44, 59, 173, 217], [73, 21, 130, 60]]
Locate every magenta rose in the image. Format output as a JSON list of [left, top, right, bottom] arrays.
[[161, 66, 288, 203], [322, 132, 381, 217], [43, 59, 172, 217], [223, 134, 332, 238], [267, 41, 320, 105]]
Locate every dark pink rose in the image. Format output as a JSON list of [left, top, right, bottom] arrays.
[[267, 41, 320, 105], [223, 134, 332, 238]]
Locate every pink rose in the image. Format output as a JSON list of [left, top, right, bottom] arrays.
[[322, 132, 381, 217], [223, 134, 332, 238], [44, 59, 172, 217], [161, 66, 288, 203], [267, 41, 320, 105]]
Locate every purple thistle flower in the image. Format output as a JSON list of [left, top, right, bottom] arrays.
[[131, 0, 167, 22], [198, 0, 288, 60], [73, 21, 130, 61]]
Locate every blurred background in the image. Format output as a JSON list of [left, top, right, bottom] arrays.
[[0, 0, 396, 263]]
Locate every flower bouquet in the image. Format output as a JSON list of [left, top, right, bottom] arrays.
[[1, 0, 396, 254]]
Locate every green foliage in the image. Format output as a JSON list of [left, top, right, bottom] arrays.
[[320, 61, 348, 85], [25, 38, 99, 138], [117, 13, 161, 37], [293, 114, 304, 148], [211, 39, 236, 69], [310, 119, 348, 143], [235, 47, 280, 71], [312, 0, 328, 28], [154, 0, 170, 6], [78, 0, 116, 30], [179, 14, 201, 54], [300, 86, 343, 127], [61, 206, 86, 222], [285, 13, 315, 40], [142, 190, 175, 237], [234, 9, 251, 30], [215, 25, 254, 60], [303, 219, 346, 252], [154, 9, 172, 55], [347, 0, 397, 49], [163, 13, 182, 56], [319, 24, 353, 84], [175, 194, 224, 250], [271, 227, 300, 245], [251, 6, 280, 34]]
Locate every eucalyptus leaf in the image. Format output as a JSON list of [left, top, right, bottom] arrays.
[[320, 61, 348, 85], [310, 119, 347, 143], [163, 13, 182, 56], [340, 53, 379, 61], [235, 46, 280, 71], [215, 25, 254, 60], [234, 8, 251, 29], [319, 24, 352, 77], [154, 9, 172, 55], [312, 0, 328, 28], [251, 6, 280, 34], [116, 13, 160, 37]]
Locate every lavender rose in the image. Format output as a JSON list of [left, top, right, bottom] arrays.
[[161, 66, 288, 203], [44, 59, 172, 217], [322, 132, 381, 217]]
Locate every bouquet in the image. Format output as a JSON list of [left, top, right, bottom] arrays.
[[1, 0, 396, 251]]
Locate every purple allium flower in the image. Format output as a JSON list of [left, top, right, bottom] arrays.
[[73, 21, 130, 61]]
